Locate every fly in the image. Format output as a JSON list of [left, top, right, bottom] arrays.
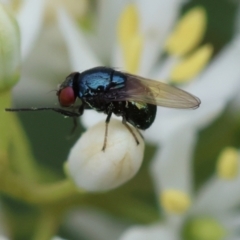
[[5, 66, 201, 151]]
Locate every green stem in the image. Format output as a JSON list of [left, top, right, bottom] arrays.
[[1, 91, 40, 180], [0, 169, 84, 204], [32, 209, 62, 240]]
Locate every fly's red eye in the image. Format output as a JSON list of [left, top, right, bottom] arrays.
[[58, 87, 76, 107]]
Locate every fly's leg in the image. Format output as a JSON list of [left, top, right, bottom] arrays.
[[122, 116, 140, 145], [66, 104, 85, 137], [6, 105, 85, 137], [102, 109, 113, 151], [67, 117, 78, 139], [5, 107, 81, 117], [135, 128, 144, 141]]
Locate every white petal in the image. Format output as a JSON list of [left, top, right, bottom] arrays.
[[154, 56, 179, 81], [187, 35, 240, 105], [57, 8, 101, 71], [64, 208, 128, 240], [119, 224, 179, 240], [17, 0, 45, 60], [145, 101, 224, 143], [96, 0, 127, 62], [215, 212, 240, 240], [192, 172, 240, 216], [150, 126, 196, 194], [136, 0, 187, 75], [219, 211, 240, 233], [137, 0, 186, 34]]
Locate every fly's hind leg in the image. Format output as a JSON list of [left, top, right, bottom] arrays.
[[122, 116, 140, 145], [135, 128, 144, 141]]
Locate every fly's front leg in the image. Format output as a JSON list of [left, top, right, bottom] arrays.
[[5, 107, 81, 117], [69, 104, 84, 136], [102, 104, 114, 151]]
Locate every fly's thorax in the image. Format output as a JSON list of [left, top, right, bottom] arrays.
[[77, 67, 126, 98]]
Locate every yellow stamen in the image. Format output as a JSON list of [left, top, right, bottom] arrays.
[[123, 34, 143, 73], [171, 44, 213, 83], [160, 189, 191, 214], [118, 4, 139, 46], [165, 7, 206, 56], [117, 4, 143, 73], [217, 147, 239, 180]]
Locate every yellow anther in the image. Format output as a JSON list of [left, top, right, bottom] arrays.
[[217, 147, 239, 180], [165, 7, 207, 56], [171, 44, 213, 83], [160, 189, 191, 214], [118, 4, 139, 46], [123, 34, 143, 73], [117, 4, 143, 73]]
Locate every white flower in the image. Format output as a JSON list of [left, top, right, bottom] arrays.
[[119, 144, 240, 240], [66, 119, 144, 192]]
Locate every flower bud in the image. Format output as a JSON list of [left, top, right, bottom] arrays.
[[0, 3, 20, 91], [66, 119, 145, 192]]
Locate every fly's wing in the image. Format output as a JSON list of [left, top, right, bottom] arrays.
[[108, 73, 201, 109]]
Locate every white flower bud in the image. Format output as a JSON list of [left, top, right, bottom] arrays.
[[0, 3, 20, 90], [66, 119, 145, 192]]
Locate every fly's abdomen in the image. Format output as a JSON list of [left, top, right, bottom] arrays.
[[125, 101, 157, 130]]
